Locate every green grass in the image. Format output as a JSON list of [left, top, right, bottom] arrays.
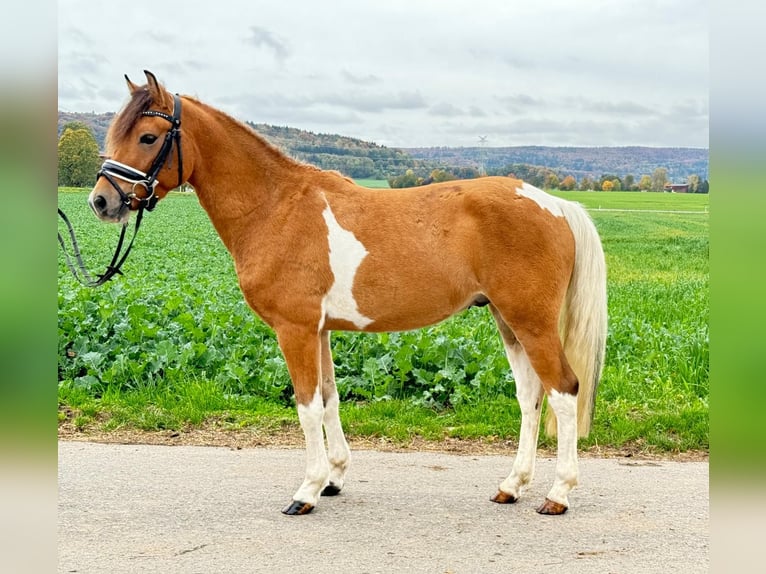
[[57, 189, 708, 453], [550, 189, 709, 211], [58, 186, 91, 193], [354, 178, 391, 188]]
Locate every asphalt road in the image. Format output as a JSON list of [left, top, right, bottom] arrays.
[[58, 441, 708, 573]]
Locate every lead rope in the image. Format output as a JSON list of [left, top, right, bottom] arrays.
[[57, 206, 145, 287]]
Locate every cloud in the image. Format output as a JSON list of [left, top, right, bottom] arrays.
[[501, 54, 537, 70], [58, 49, 108, 77], [156, 59, 210, 74], [575, 98, 656, 117], [57, 1, 708, 148], [218, 91, 360, 126], [245, 26, 290, 62], [429, 102, 463, 117], [322, 91, 428, 113], [341, 70, 382, 86], [669, 99, 709, 120], [497, 94, 546, 111], [435, 112, 707, 148]]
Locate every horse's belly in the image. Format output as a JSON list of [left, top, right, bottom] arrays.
[[324, 274, 478, 333]]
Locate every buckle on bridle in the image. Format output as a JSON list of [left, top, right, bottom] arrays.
[[129, 181, 158, 210], [97, 160, 159, 209]]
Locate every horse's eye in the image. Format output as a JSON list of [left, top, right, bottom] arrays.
[[140, 134, 158, 145]]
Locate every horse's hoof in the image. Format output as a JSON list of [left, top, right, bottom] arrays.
[[536, 498, 568, 515], [321, 483, 342, 496], [490, 490, 518, 504], [281, 500, 314, 515]]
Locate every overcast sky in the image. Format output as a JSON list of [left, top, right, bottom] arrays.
[[58, 0, 708, 149]]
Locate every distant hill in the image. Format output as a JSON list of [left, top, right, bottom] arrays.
[[58, 111, 708, 183], [403, 146, 708, 183], [247, 123, 416, 179]]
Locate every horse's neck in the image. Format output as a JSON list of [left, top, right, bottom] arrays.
[[184, 101, 304, 250]]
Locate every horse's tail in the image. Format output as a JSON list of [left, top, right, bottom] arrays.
[[544, 200, 608, 438]]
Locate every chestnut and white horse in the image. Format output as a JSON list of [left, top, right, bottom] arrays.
[[89, 71, 607, 515]]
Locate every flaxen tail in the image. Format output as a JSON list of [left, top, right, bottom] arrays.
[[545, 200, 608, 438]]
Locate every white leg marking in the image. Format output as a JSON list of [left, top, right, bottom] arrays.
[[516, 182, 565, 217], [323, 392, 350, 489], [499, 343, 543, 499], [294, 388, 330, 505], [321, 199, 373, 329], [545, 390, 579, 507]]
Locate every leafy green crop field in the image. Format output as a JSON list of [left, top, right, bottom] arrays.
[[58, 189, 708, 453]]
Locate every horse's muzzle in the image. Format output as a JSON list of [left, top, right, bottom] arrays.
[[88, 189, 130, 223]]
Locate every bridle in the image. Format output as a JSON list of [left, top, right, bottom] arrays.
[[97, 93, 184, 212], [58, 94, 184, 287]]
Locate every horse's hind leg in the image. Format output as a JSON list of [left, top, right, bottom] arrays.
[[538, 384, 578, 515], [516, 327, 580, 515], [319, 330, 350, 496], [488, 305, 544, 505], [488, 304, 580, 515]]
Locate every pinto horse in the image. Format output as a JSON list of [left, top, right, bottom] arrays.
[[89, 71, 607, 516]]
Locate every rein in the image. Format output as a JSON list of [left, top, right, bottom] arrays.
[[57, 206, 144, 287], [57, 94, 184, 287]]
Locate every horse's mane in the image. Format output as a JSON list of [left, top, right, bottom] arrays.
[[106, 88, 153, 153]]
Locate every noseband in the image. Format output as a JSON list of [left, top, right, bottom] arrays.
[[96, 93, 184, 211]]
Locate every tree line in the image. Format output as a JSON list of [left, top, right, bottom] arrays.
[[405, 145, 708, 184], [389, 164, 709, 193]]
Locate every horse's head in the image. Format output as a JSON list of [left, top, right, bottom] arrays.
[[89, 70, 187, 223]]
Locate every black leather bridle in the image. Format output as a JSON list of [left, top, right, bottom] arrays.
[[96, 93, 184, 212], [58, 94, 184, 287]]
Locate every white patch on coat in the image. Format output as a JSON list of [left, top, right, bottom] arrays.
[[294, 388, 330, 506], [322, 392, 350, 489], [545, 389, 579, 506], [516, 182, 564, 217], [321, 199, 373, 329], [498, 342, 543, 499]]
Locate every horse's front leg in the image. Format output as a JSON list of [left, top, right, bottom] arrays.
[[319, 330, 350, 496], [276, 326, 329, 515]]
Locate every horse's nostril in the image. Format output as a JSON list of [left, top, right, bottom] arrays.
[[94, 195, 107, 210]]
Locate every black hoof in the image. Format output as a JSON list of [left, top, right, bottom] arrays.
[[321, 483, 342, 497], [281, 500, 314, 515]]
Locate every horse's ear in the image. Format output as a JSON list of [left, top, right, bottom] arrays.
[[125, 74, 141, 95], [143, 70, 169, 109]]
